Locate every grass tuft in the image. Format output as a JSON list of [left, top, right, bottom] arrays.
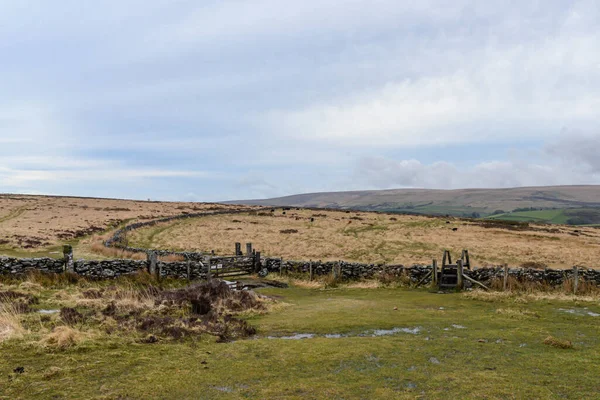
[[0, 302, 26, 342], [543, 336, 573, 349], [40, 325, 87, 349]]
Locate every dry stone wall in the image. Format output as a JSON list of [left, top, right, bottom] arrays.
[[0, 256, 208, 280], [2, 254, 600, 286], [264, 258, 600, 286]]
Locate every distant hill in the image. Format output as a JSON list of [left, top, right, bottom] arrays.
[[227, 185, 600, 223]]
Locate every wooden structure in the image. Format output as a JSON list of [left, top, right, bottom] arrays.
[[438, 249, 471, 290], [146, 243, 262, 280]]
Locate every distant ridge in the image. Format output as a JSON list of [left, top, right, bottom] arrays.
[[226, 185, 600, 217]]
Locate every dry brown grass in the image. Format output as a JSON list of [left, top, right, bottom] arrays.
[[489, 276, 600, 296], [0, 194, 256, 255], [0, 302, 25, 342], [89, 242, 147, 260], [495, 308, 540, 318], [159, 254, 186, 262], [543, 336, 573, 349], [127, 209, 600, 268], [40, 326, 87, 349], [465, 288, 600, 303]]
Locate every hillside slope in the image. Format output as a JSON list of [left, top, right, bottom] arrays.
[[227, 185, 600, 217]]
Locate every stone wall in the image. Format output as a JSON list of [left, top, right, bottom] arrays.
[[263, 258, 600, 286], [264, 258, 430, 280], [3, 254, 600, 286], [104, 208, 252, 259], [0, 256, 208, 280]]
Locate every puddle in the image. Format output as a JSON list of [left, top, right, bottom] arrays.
[[266, 327, 422, 340], [38, 309, 59, 314], [370, 327, 421, 336], [267, 333, 315, 340], [558, 308, 600, 317], [324, 334, 342, 338]]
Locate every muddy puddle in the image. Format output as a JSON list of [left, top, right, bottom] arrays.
[[558, 308, 600, 317], [266, 327, 422, 340]]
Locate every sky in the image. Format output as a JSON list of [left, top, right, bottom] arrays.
[[1, 0, 600, 202]]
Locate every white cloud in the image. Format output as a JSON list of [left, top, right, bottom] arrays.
[[262, 1, 600, 147], [1, 1, 600, 200], [0, 166, 214, 188], [352, 132, 600, 190]]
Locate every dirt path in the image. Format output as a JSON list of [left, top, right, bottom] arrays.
[[0, 206, 27, 224]]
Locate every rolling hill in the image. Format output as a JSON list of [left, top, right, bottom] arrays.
[[227, 185, 600, 223]]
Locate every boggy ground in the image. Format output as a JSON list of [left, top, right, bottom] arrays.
[[127, 208, 600, 268], [1, 274, 600, 399]]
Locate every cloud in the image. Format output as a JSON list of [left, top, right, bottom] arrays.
[[0, 165, 213, 188], [545, 131, 600, 172], [256, 0, 600, 149], [1, 1, 600, 200], [353, 133, 600, 190]]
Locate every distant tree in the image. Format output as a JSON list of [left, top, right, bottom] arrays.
[[492, 210, 505, 215], [471, 212, 481, 218]]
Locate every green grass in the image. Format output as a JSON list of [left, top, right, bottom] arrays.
[[2, 285, 599, 399], [384, 204, 489, 218], [486, 208, 600, 226], [0, 245, 64, 259], [487, 209, 568, 224]]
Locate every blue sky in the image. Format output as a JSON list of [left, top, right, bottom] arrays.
[[1, 0, 600, 201]]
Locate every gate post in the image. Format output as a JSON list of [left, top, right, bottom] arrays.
[[235, 243, 242, 256], [457, 260, 464, 290], [254, 251, 261, 273], [204, 255, 212, 281], [63, 245, 74, 273], [246, 243, 253, 256], [147, 251, 158, 278]]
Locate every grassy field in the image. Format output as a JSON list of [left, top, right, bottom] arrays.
[[0, 195, 254, 259], [487, 209, 570, 224], [127, 209, 600, 268], [488, 208, 600, 226], [3, 195, 600, 269], [1, 275, 599, 399]]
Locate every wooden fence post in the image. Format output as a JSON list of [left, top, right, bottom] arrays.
[[456, 260, 464, 290], [63, 244, 74, 273], [432, 259, 438, 287], [309, 260, 313, 281], [235, 242, 242, 256], [503, 264, 509, 291], [186, 259, 192, 281], [246, 243, 253, 256], [573, 266, 579, 295], [204, 255, 212, 281]]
